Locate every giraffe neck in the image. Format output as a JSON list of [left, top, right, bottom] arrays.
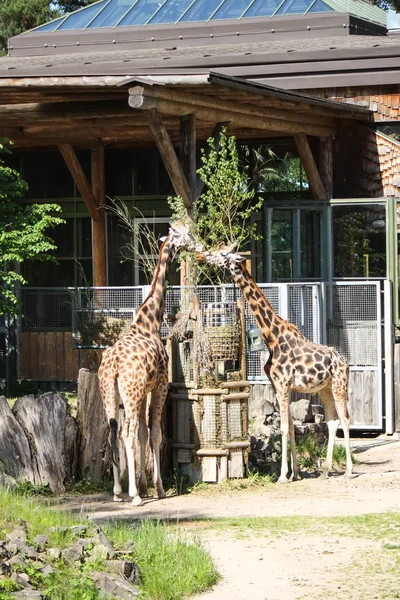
[[231, 262, 281, 349], [135, 236, 175, 334]]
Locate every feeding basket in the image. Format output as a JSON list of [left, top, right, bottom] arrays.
[[201, 302, 240, 362]]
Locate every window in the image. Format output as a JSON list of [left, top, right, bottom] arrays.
[[332, 203, 386, 278]]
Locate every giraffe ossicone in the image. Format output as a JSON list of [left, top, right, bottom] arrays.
[[98, 220, 200, 507], [198, 245, 353, 483]]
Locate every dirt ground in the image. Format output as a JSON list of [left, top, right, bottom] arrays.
[[62, 437, 400, 600]]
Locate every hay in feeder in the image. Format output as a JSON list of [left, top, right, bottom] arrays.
[[203, 324, 240, 362]]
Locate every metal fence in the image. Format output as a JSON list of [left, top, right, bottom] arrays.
[[18, 282, 328, 381]]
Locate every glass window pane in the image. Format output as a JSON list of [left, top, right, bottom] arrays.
[[149, 0, 194, 24], [307, 0, 333, 12], [105, 150, 133, 196], [119, 0, 162, 26], [333, 204, 386, 278], [271, 209, 293, 281], [24, 152, 74, 199], [88, 0, 135, 28], [77, 218, 92, 258], [300, 209, 321, 278], [180, 0, 224, 22], [212, 0, 253, 20], [275, 0, 310, 15], [243, 0, 282, 17], [58, 0, 109, 30], [52, 219, 74, 257], [32, 17, 67, 32]]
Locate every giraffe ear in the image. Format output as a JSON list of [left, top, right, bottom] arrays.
[[159, 235, 167, 242]]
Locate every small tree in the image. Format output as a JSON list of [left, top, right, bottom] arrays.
[[0, 140, 64, 316], [169, 130, 264, 284]]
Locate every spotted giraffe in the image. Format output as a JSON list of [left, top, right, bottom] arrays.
[[98, 221, 200, 506], [199, 243, 353, 483]]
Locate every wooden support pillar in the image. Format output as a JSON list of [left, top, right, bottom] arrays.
[[59, 142, 107, 287], [146, 108, 192, 209], [91, 143, 107, 287], [319, 136, 333, 200], [180, 114, 197, 285], [294, 133, 326, 200]]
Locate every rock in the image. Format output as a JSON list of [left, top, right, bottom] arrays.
[[13, 589, 43, 599], [34, 535, 48, 549], [47, 526, 68, 536], [107, 560, 140, 584], [61, 544, 84, 564], [70, 525, 87, 537], [92, 572, 139, 599], [7, 554, 28, 568], [47, 548, 61, 561], [0, 470, 17, 489], [0, 561, 11, 576], [20, 545, 37, 560], [7, 528, 27, 544], [290, 398, 313, 423], [11, 571, 31, 587], [90, 543, 111, 561], [41, 564, 55, 577], [93, 531, 117, 559]]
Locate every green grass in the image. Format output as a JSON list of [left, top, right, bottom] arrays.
[[0, 488, 218, 600], [106, 520, 219, 600]]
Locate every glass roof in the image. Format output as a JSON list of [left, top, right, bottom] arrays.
[[30, 0, 337, 33]]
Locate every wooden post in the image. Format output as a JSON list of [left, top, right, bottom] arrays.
[[58, 143, 98, 219], [180, 114, 196, 285], [319, 136, 333, 200], [294, 133, 326, 200], [146, 108, 192, 208], [91, 143, 107, 287]]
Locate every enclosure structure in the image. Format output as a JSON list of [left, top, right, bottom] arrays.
[[1, 0, 400, 437]]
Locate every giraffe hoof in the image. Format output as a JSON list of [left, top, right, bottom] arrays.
[[276, 477, 289, 484], [131, 495, 144, 507], [157, 490, 166, 500], [113, 494, 124, 502]]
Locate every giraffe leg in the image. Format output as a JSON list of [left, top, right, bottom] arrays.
[[276, 390, 292, 484], [121, 415, 144, 506], [138, 398, 149, 498], [99, 376, 123, 501], [319, 387, 340, 477], [288, 408, 300, 482], [149, 379, 168, 499], [332, 382, 353, 479]]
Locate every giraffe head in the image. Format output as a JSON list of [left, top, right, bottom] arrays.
[[196, 241, 245, 273], [162, 220, 203, 254]]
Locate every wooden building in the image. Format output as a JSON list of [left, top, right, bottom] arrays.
[[1, 0, 400, 433]]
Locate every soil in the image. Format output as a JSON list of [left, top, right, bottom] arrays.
[[61, 437, 400, 600]]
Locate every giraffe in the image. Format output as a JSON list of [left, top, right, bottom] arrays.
[[98, 221, 200, 506], [199, 243, 353, 483]]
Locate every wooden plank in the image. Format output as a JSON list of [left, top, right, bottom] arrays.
[[201, 456, 217, 482], [294, 133, 326, 200], [56, 332, 65, 381], [38, 332, 46, 380], [64, 333, 75, 381], [146, 108, 192, 208], [58, 143, 99, 220], [180, 114, 197, 205], [46, 333, 56, 381], [228, 450, 245, 478], [91, 143, 107, 287]]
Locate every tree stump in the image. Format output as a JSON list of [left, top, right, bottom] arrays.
[[0, 393, 78, 493]]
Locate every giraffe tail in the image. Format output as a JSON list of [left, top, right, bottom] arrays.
[[109, 418, 118, 467]]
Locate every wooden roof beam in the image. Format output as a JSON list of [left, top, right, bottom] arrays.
[[58, 143, 99, 220], [294, 133, 326, 200], [129, 87, 336, 138]]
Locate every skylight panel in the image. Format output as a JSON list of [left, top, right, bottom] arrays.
[[211, 0, 253, 20], [179, 0, 224, 22], [243, 0, 283, 17], [275, 0, 312, 15], [118, 0, 164, 26], [31, 16, 67, 32], [148, 0, 194, 24], [58, 0, 109, 30], [88, 0, 134, 28], [307, 0, 333, 12]]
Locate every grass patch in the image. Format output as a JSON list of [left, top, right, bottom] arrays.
[[106, 520, 219, 600], [0, 488, 218, 600]]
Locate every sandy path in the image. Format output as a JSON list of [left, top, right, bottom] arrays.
[[60, 438, 400, 600]]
